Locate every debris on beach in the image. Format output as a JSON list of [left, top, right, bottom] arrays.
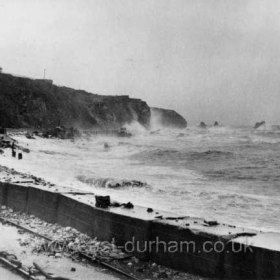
[[0, 134, 17, 149], [95, 195, 111, 208], [203, 219, 219, 226], [0, 207, 125, 262], [95, 195, 134, 209], [0, 207, 206, 280]]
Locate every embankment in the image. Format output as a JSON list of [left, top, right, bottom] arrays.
[[0, 182, 279, 279]]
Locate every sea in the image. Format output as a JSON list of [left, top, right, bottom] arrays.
[[2, 123, 280, 233]]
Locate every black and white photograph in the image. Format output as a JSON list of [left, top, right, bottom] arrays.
[[0, 1, 280, 279]]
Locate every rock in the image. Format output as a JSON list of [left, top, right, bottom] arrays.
[[110, 201, 121, 207], [254, 121, 266, 129], [214, 121, 219, 126], [199, 122, 207, 128], [95, 195, 111, 208], [151, 107, 187, 129], [147, 208, 153, 213], [55, 253, 62, 258], [1, 205, 6, 210], [121, 202, 134, 209], [70, 267, 76, 272]]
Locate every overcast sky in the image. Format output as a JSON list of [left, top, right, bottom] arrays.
[[1, 0, 280, 125]]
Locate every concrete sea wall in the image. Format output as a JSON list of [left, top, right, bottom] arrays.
[[0, 181, 279, 279]]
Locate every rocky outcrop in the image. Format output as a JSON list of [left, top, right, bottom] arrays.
[[151, 107, 187, 129], [254, 121, 265, 129], [199, 121, 207, 128], [0, 73, 151, 129]]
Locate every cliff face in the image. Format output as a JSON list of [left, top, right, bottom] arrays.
[[151, 107, 187, 129], [0, 73, 150, 129]]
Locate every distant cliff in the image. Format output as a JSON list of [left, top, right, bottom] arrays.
[[151, 107, 187, 128], [0, 73, 150, 129]]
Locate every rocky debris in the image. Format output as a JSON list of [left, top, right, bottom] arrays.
[[0, 207, 125, 262], [95, 195, 134, 210], [0, 207, 206, 280], [121, 202, 134, 209], [0, 165, 56, 189]]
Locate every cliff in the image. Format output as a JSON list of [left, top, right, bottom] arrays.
[[0, 73, 150, 129], [151, 107, 187, 129]]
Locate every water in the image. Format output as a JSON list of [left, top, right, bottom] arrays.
[[2, 123, 280, 233]]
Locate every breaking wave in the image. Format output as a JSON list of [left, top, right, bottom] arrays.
[[76, 175, 149, 189]]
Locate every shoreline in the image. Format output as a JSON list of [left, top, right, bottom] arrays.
[[0, 169, 279, 278], [2, 129, 280, 234]]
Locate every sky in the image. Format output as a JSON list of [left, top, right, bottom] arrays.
[[1, 0, 280, 125]]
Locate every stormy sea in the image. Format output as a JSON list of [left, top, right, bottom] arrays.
[[3, 124, 280, 233]]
